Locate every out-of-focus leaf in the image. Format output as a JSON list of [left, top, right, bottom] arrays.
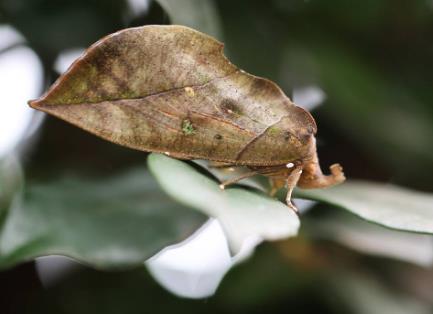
[[146, 219, 240, 299], [0, 155, 23, 221], [155, 0, 222, 39], [296, 180, 433, 234], [306, 211, 433, 267], [0, 167, 206, 270], [29, 245, 333, 314], [326, 272, 431, 314], [148, 153, 300, 253]]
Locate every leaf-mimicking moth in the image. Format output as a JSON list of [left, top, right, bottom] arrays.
[[28, 25, 345, 213]]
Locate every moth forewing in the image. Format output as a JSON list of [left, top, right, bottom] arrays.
[[28, 25, 345, 213]]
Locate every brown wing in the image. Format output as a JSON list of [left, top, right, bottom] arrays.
[[29, 25, 316, 165]]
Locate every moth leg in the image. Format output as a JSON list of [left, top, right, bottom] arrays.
[[269, 177, 286, 197], [219, 170, 259, 190], [285, 165, 303, 215], [298, 151, 345, 189]]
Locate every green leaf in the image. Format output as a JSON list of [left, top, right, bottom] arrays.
[[148, 153, 300, 253], [0, 155, 23, 223], [0, 167, 206, 270], [296, 180, 433, 234], [326, 272, 431, 314], [306, 210, 433, 267]]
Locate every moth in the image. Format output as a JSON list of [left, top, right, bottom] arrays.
[[29, 25, 345, 213]]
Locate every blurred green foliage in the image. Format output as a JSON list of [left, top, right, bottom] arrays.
[[0, 166, 205, 270]]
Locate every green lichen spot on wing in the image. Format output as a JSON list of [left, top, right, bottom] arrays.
[[182, 119, 196, 135]]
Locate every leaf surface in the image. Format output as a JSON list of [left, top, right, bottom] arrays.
[[0, 168, 206, 270], [148, 153, 300, 253], [0, 156, 23, 224], [306, 211, 433, 267], [296, 180, 433, 234]]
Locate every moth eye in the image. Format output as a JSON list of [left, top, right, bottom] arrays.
[[283, 131, 292, 141], [220, 98, 241, 115], [298, 129, 313, 143], [214, 134, 223, 140]]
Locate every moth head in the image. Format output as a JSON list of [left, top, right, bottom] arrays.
[[281, 105, 317, 146]]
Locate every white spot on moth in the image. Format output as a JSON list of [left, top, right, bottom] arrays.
[[164, 152, 170, 156], [219, 184, 225, 190], [286, 163, 294, 169]]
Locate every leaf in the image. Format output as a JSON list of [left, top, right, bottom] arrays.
[[156, 0, 223, 39], [28, 245, 330, 314], [147, 153, 300, 253], [326, 272, 431, 314], [0, 167, 206, 270], [296, 180, 433, 234], [146, 219, 236, 299], [29, 25, 316, 166], [306, 211, 433, 267], [0, 155, 23, 223]]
